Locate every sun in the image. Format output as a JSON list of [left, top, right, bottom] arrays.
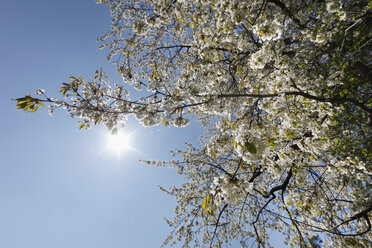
[[107, 132, 131, 153]]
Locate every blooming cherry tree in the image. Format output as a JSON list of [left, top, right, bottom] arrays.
[[17, 0, 371, 247]]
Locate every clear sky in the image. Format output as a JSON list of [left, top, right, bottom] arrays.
[[0, 1, 286, 247], [0, 1, 204, 247]]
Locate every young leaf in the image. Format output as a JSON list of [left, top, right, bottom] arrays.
[[202, 193, 210, 213]]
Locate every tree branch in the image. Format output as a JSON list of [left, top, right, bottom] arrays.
[[210, 204, 228, 248], [267, 0, 305, 28], [217, 92, 372, 114]]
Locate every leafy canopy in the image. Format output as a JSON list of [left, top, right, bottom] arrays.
[[17, 0, 372, 247]]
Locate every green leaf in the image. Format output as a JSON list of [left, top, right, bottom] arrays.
[[233, 139, 238, 150], [244, 142, 257, 154], [60, 86, 70, 96], [207, 209, 215, 217], [202, 194, 215, 217], [37, 101, 45, 107], [202, 194, 211, 212], [79, 123, 85, 129], [16, 95, 42, 113], [211, 150, 216, 159], [16, 101, 28, 109], [30, 105, 38, 112]]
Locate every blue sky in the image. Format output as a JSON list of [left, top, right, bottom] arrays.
[[0, 1, 287, 247], [0, 1, 203, 247]]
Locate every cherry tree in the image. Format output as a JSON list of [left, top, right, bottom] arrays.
[[16, 0, 371, 247]]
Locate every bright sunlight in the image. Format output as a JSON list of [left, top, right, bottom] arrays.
[[107, 132, 131, 153]]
